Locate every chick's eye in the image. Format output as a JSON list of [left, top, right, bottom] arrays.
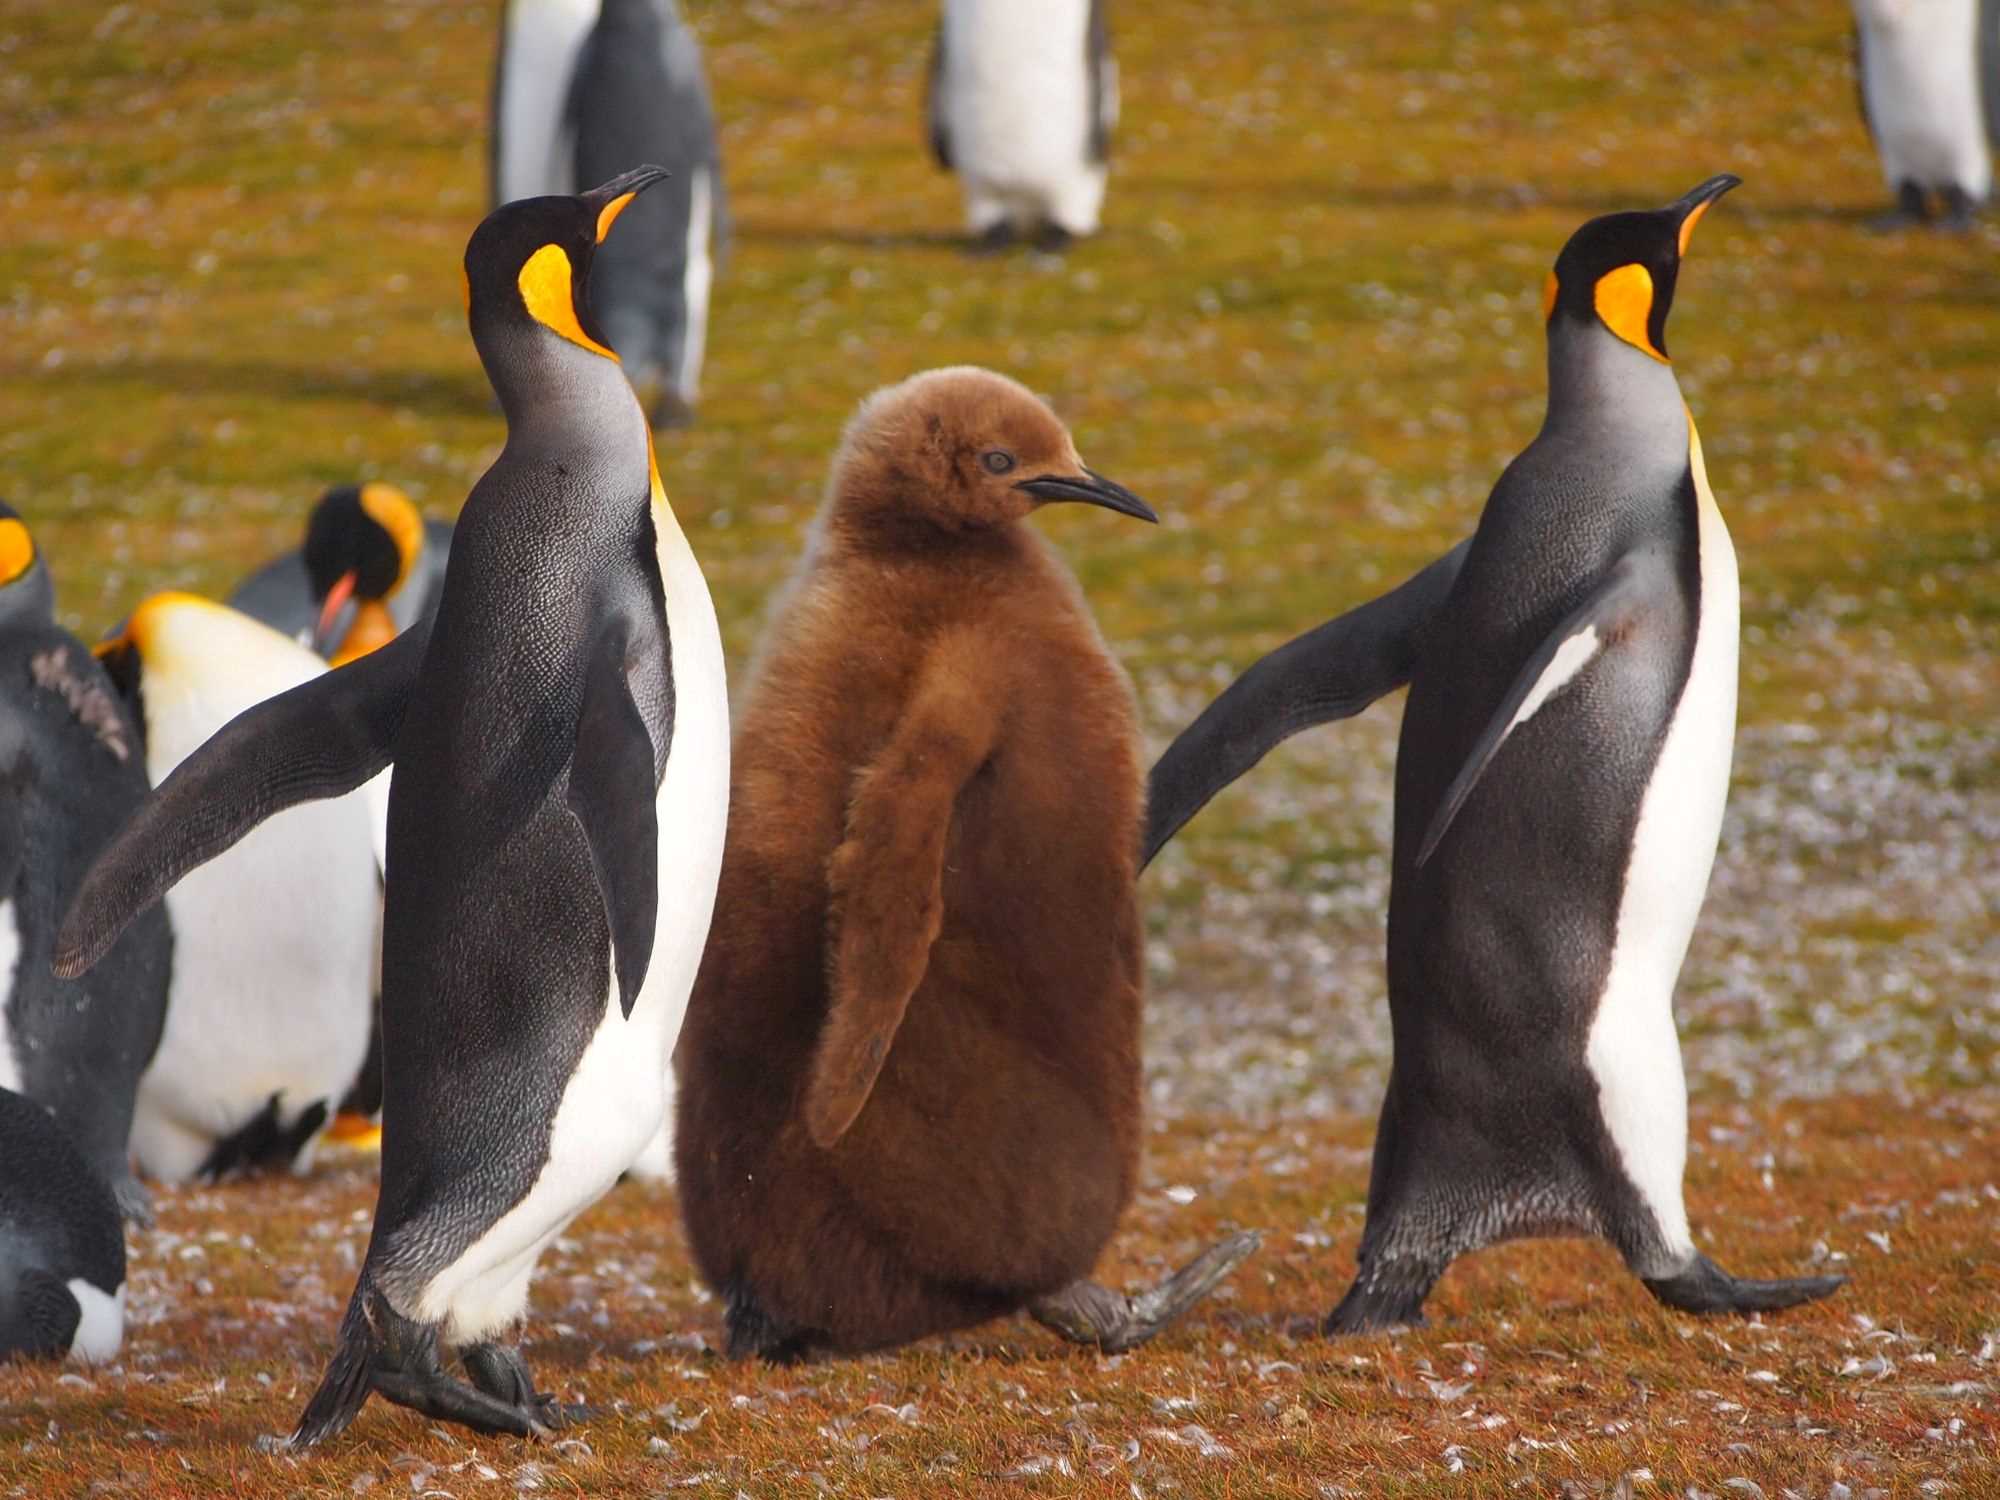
[[980, 450, 1016, 475]]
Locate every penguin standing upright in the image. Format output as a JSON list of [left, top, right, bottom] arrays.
[[92, 594, 379, 1183], [1851, 0, 2000, 227], [59, 166, 728, 1445], [491, 0, 601, 205], [567, 0, 727, 428], [1307, 177, 1844, 1330], [0, 503, 168, 1220], [927, 0, 1118, 251], [228, 482, 453, 663], [675, 368, 1255, 1361], [0, 1086, 125, 1365]]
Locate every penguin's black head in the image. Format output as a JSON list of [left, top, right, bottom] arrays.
[[0, 499, 56, 629], [1543, 174, 1740, 363], [300, 482, 422, 656], [462, 165, 670, 365], [831, 367, 1158, 540]]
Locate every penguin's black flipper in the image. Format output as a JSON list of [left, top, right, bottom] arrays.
[[1415, 547, 1670, 870], [1643, 1254, 1847, 1315], [54, 621, 430, 980], [564, 618, 660, 1018], [925, 18, 953, 170], [1141, 540, 1469, 867]]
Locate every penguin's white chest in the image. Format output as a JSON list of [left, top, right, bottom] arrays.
[[1853, 0, 1992, 197], [414, 500, 730, 1345], [942, 0, 1103, 218], [1583, 433, 1738, 1258], [0, 900, 22, 1095]]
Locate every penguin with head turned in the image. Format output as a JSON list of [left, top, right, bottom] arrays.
[[59, 165, 728, 1445], [229, 482, 454, 664], [0, 503, 168, 1221], [927, 0, 1118, 251], [92, 593, 379, 1184], [675, 368, 1256, 1362], [1850, 0, 1999, 229], [1309, 176, 1846, 1330], [0, 1086, 125, 1365]]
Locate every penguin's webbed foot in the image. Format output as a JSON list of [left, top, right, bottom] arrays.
[[1935, 187, 1981, 233], [113, 1173, 155, 1228], [370, 1363, 557, 1439], [1323, 1253, 1446, 1335], [462, 1340, 597, 1429], [721, 1277, 821, 1363], [1031, 222, 1077, 255], [968, 221, 1017, 256], [1030, 1231, 1261, 1354], [1642, 1253, 1846, 1316], [1868, 181, 1930, 233]]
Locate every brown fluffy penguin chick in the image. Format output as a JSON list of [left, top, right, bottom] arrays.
[[673, 368, 1258, 1361]]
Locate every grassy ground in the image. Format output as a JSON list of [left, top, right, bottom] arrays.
[[1, 0, 1995, 1494]]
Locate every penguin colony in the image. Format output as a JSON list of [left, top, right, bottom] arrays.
[[2, 0, 1902, 1459]]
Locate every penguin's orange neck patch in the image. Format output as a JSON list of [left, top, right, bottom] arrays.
[[1593, 263, 1668, 363], [1541, 271, 1559, 324], [358, 483, 425, 596], [0, 519, 34, 586], [518, 243, 618, 361]]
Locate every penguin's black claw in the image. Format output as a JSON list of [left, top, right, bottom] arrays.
[[1642, 1253, 1847, 1316], [370, 1365, 552, 1439], [1030, 1231, 1261, 1353], [1323, 1256, 1444, 1335], [462, 1341, 593, 1428], [968, 221, 1017, 256], [1031, 222, 1077, 255]]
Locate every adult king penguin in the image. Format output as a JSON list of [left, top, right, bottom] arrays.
[[0, 503, 168, 1220], [93, 594, 378, 1183], [1315, 176, 1846, 1331], [675, 368, 1256, 1362], [0, 1087, 126, 1364], [229, 482, 453, 664], [927, 0, 1118, 251], [58, 165, 727, 1444], [567, 0, 727, 428], [1851, 0, 2000, 228]]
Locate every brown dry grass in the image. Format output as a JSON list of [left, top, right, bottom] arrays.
[[2, 1096, 1996, 1497]]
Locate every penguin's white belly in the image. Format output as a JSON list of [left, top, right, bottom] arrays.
[[1583, 435, 1737, 1262], [135, 794, 377, 1182], [415, 512, 729, 1345], [943, 0, 1102, 226], [0, 899, 22, 1095], [1855, 0, 1991, 196], [494, 0, 599, 204]]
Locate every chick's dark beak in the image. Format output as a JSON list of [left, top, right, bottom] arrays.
[[1015, 468, 1159, 524]]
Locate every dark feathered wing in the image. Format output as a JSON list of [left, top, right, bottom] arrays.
[[53, 621, 430, 979], [1141, 540, 1469, 866]]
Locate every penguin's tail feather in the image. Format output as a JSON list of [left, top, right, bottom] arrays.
[[290, 1285, 375, 1448]]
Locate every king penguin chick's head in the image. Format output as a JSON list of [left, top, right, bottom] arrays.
[[1542, 173, 1741, 365], [302, 482, 424, 658], [0, 499, 55, 631], [461, 163, 672, 416], [827, 367, 1158, 543]]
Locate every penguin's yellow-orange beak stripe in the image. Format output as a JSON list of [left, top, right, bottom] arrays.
[[1678, 198, 1715, 256], [595, 191, 637, 243], [0, 519, 34, 586], [1593, 263, 1668, 364], [518, 243, 618, 361]]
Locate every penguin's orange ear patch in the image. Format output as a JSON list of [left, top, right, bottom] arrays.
[[1541, 271, 1560, 324], [517, 243, 618, 361], [595, 191, 637, 243], [1593, 263, 1667, 363], [0, 518, 34, 586]]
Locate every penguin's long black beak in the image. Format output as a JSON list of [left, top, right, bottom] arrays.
[[582, 165, 671, 242], [1015, 468, 1159, 524], [1669, 173, 1742, 252]]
